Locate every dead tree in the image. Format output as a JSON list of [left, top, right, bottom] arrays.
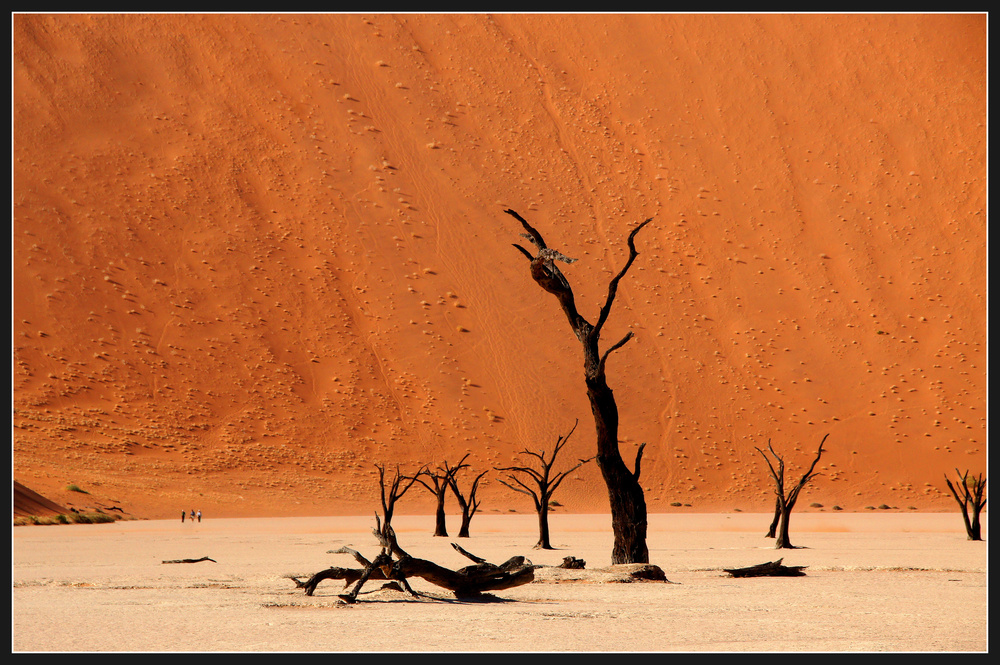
[[944, 469, 987, 541], [496, 419, 593, 549], [448, 465, 488, 538], [754, 433, 829, 549], [295, 517, 535, 601], [505, 208, 652, 564], [415, 456, 470, 537], [375, 463, 424, 532]]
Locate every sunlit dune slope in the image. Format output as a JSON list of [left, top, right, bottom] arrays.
[[12, 13, 986, 519]]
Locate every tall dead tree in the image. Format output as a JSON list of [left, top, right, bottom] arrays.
[[497, 419, 593, 549], [448, 466, 488, 538], [415, 456, 469, 537], [944, 469, 987, 541], [755, 433, 829, 549], [505, 208, 652, 564]]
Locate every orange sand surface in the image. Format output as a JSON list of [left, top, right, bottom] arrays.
[[12, 14, 987, 522], [11, 512, 987, 652]]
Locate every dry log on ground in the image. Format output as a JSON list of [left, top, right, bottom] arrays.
[[161, 556, 217, 564], [723, 559, 807, 577], [295, 524, 536, 601], [532, 562, 671, 584], [558, 556, 586, 569], [391, 550, 535, 598]]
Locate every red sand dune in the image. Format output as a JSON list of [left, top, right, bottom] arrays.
[[12, 13, 986, 520]]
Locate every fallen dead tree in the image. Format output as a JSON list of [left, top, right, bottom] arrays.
[[162, 556, 217, 564], [292, 518, 536, 602], [287, 464, 535, 602], [723, 559, 807, 578]]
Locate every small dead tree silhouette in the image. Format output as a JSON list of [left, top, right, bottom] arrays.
[[375, 463, 424, 534], [448, 465, 488, 538], [755, 433, 829, 549], [414, 456, 470, 537], [944, 469, 987, 541], [505, 208, 652, 564], [496, 419, 594, 550]]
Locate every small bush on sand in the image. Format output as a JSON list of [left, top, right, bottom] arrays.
[[69, 511, 117, 524], [14, 511, 122, 526]]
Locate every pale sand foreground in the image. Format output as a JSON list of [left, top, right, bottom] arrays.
[[11, 512, 987, 652]]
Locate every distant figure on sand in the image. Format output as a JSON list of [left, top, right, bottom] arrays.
[[197, 510, 202, 523], [181, 511, 186, 523]]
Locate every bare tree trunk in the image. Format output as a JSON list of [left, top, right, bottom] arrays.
[[774, 504, 794, 549], [457, 513, 473, 539], [766, 497, 780, 538], [432, 493, 448, 537], [536, 503, 552, 550], [969, 509, 983, 541], [588, 374, 649, 563]]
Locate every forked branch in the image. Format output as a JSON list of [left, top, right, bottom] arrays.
[[594, 218, 653, 339]]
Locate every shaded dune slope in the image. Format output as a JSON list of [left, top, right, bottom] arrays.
[[12, 481, 68, 518]]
